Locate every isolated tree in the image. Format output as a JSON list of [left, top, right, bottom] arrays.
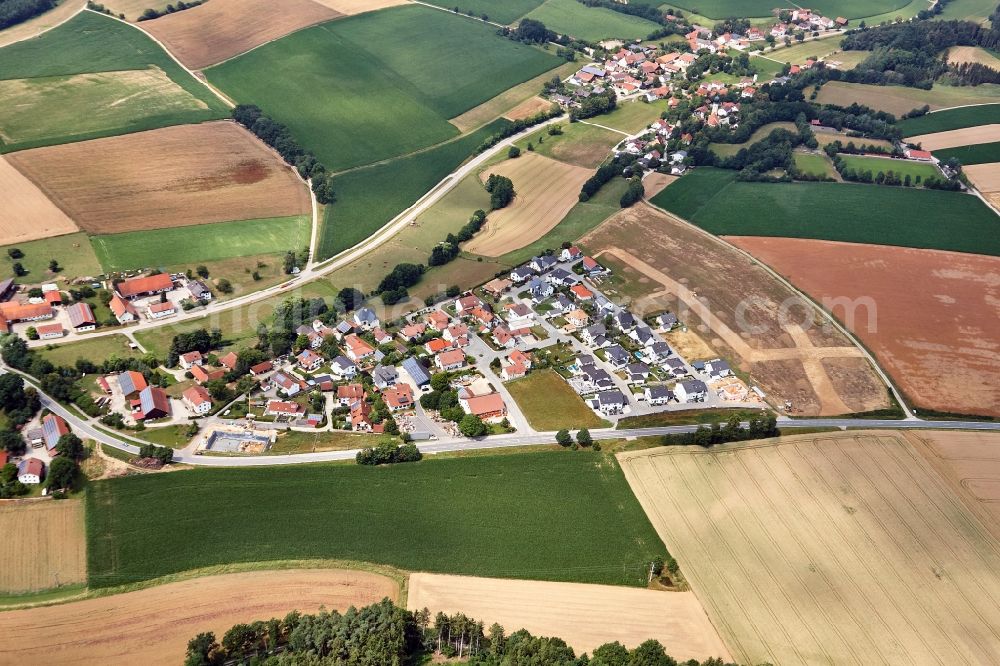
[[555, 428, 572, 446], [45, 456, 77, 492], [458, 413, 487, 438], [508, 145, 521, 158], [48, 259, 60, 273], [56, 433, 85, 460], [7, 248, 22, 259], [576, 428, 592, 447], [216, 279, 232, 294], [25, 326, 38, 340], [336, 287, 364, 312], [12, 262, 26, 277], [196, 265, 209, 278]]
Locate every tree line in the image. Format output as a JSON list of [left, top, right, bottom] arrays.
[[137, 0, 205, 21], [0, 0, 54, 30], [474, 105, 563, 154], [231, 105, 336, 204], [185, 598, 738, 665], [659, 413, 779, 447]]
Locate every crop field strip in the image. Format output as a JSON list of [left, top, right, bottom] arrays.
[[419, 0, 542, 24], [206, 5, 561, 172], [86, 451, 666, 588], [522, 0, 661, 41], [816, 81, 1000, 117], [620, 433, 1000, 665], [0, 499, 86, 594], [0, 11, 228, 152], [935, 141, 1000, 165], [651, 168, 1000, 256], [906, 124, 1000, 150], [0, 154, 78, 245], [898, 104, 1000, 135]]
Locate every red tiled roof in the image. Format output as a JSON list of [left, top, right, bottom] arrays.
[[117, 273, 172, 298]]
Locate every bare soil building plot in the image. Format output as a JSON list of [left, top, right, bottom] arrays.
[[620, 431, 1000, 665]]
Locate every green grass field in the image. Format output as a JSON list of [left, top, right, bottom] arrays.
[[517, 121, 622, 169], [0, 233, 103, 280], [420, 0, 543, 23], [793, 152, 837, 178], [206, 5, 559, 171], [598, 99, 669, 134], [85, 451, 666, 588], [523, 0, 660, 40], [36, 334, 141, 367], [651, 168, 1000, 256], [934, 141, 1000, 165], [0, 11, 227, 152], [90, 216, 311, 272], [898, 105, 1000, 135], [658, 0, 911, 19], [837, 154, 940, 181], [934, 0, 998, 22], [816, 81, 1000, 117], [506, 370, 606, 430], [317, 120, 507, 260]]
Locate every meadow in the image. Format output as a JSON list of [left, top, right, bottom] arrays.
[[0, 232, 102, 280], [898, 104, 1000, 135], [651, 168, 1000, 256], [206, 5, 560, 171], [657, 0, 911, 19], [792, 151, 836, 178], [837, 154, 940, 180], [420, 0, 542, 23], [0, 11, 227, 150], [934, 140, 1000, 165], [505, 370, 607, 430], [85, 451, 667, 588], [37, 334, 142, 367], [523, 0, 660, 41], [934, 0, 999, 22], [90, 215, 310, 272], [816, 81, 1000, 116], [517, 121, 622, 169], [316, 119, 508, 260]]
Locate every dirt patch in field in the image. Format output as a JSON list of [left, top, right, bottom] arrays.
[[6, 121, 311, 234], [0, 155, 78, 244], [0, 0, 86, 48], [663, 327, 718, 361], [465, 153, 592, 256], [503, 96, 553, 122], [0, 568, 398, 665], [580, 204, 887, 416], [0, 499, 86, 594], [912, 430, 1000, 541], [310, 0, 409, 13], [641, 172, 677, 198], [729, 236, 1000, 417], [408, 573, 731, 660], [619, 430, 1000, 666], [142, 0, 343, 70], [906, 124, 1000, 150]]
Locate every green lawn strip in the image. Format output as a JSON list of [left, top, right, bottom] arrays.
[[206, 5, 559, 171], [792, 152, 836, 178], [651, 168, 1000, 256], [837, 154, 940, 181], [132, 425, 193, 448], [524, 0, 661, 40], [933, 141, 1000, 165], [898, 104, 1000, 135], [268, 430, 383, 454], [516, 121, 623, 169], [505, 369, 607, 431], [36, 334, 142, 367], [418, 0, 543, 24], [496, 176, 630, 267], [0, 232, 103, 281], [317, 119, 509, 261], [85, 451, 667, 588], [0, 11, 226, 151], [89, 216, 310, 272], [598, 99, 670, 134]]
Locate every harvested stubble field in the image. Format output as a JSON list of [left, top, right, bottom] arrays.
[[816, 80, 1000, 116], [913, 431, 1000, 536], [0, 569, 398, 665], [907, 124, 1000, 149], [0, 499, 86, 594], [580, 203, 888, 416], [310, 0, 410, 13], [408, 573, 731, 660], [99, 0, 173, 20], [86, 452, 665, 588], [142, 0, 343, 70], [465, 153, 592, 256], [0, 155, 78, 245], [963, 162, 1000, 209], [6, 122, 311, 234], [947, 45, 1000, 69], [729, 239, 1000, 417], [619, 430, 1000, 666], [0, 68, 210, 151]]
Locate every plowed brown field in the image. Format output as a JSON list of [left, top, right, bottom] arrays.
[[465, 153, 592, 256], [0, 499, 86, 594], [906, 124, 1000, 150], [0, 155, 78, 244], [6, 121, 311, 234], [581, 204, 888, 416], [408, 573, 732, 660], [620, 430, 1000, 666], [729, 237, 1000, 417], [0, 568, 398, 665], [142, 0, 342, 69]]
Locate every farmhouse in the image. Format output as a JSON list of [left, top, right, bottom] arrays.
[[36, 324, 64, 340], [459, 392, 507, 422], [188, 280, 212, 301], [191, 364, 226, 385], [17, 458, 44, 485], [265, 400, 305, 418], [116, 273, 173, 300], [0, 302, 54, 325], [219, 352, 239, 371], [182, 385, 212, 415], [134, 386, 171, 420], [147, 301, 176, 320], [117, 370, 147, 398], [109, 294, 138, 323], [42, 414, 70, 454]]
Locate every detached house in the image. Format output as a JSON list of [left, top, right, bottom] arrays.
[[297, 349, 324, 372], [344, 334, 375, 363], [110, 294, 138, 324], [67, 302, 96, 332], [331, 355, 358, 379], [353, 308, 380, 330], [529, 255, 558, 273], [436, 348, 466, 371], [182, 385, 213, 415], [510, 266, 534, 283], [675, 379, 708, 403], [382, 383, 414, 411], [645, 385, 673, 405]]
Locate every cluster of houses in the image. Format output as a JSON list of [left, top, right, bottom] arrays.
[[0, 279, 95, 337], [563, 43, 697, 104], [5, 412, 79, 486], [770, 8, 848, 37]]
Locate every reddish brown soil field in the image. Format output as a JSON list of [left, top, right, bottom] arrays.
[[142, 0, 342, 70], [730, 237, 1000, 417], [6, 121, 311, 234]]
